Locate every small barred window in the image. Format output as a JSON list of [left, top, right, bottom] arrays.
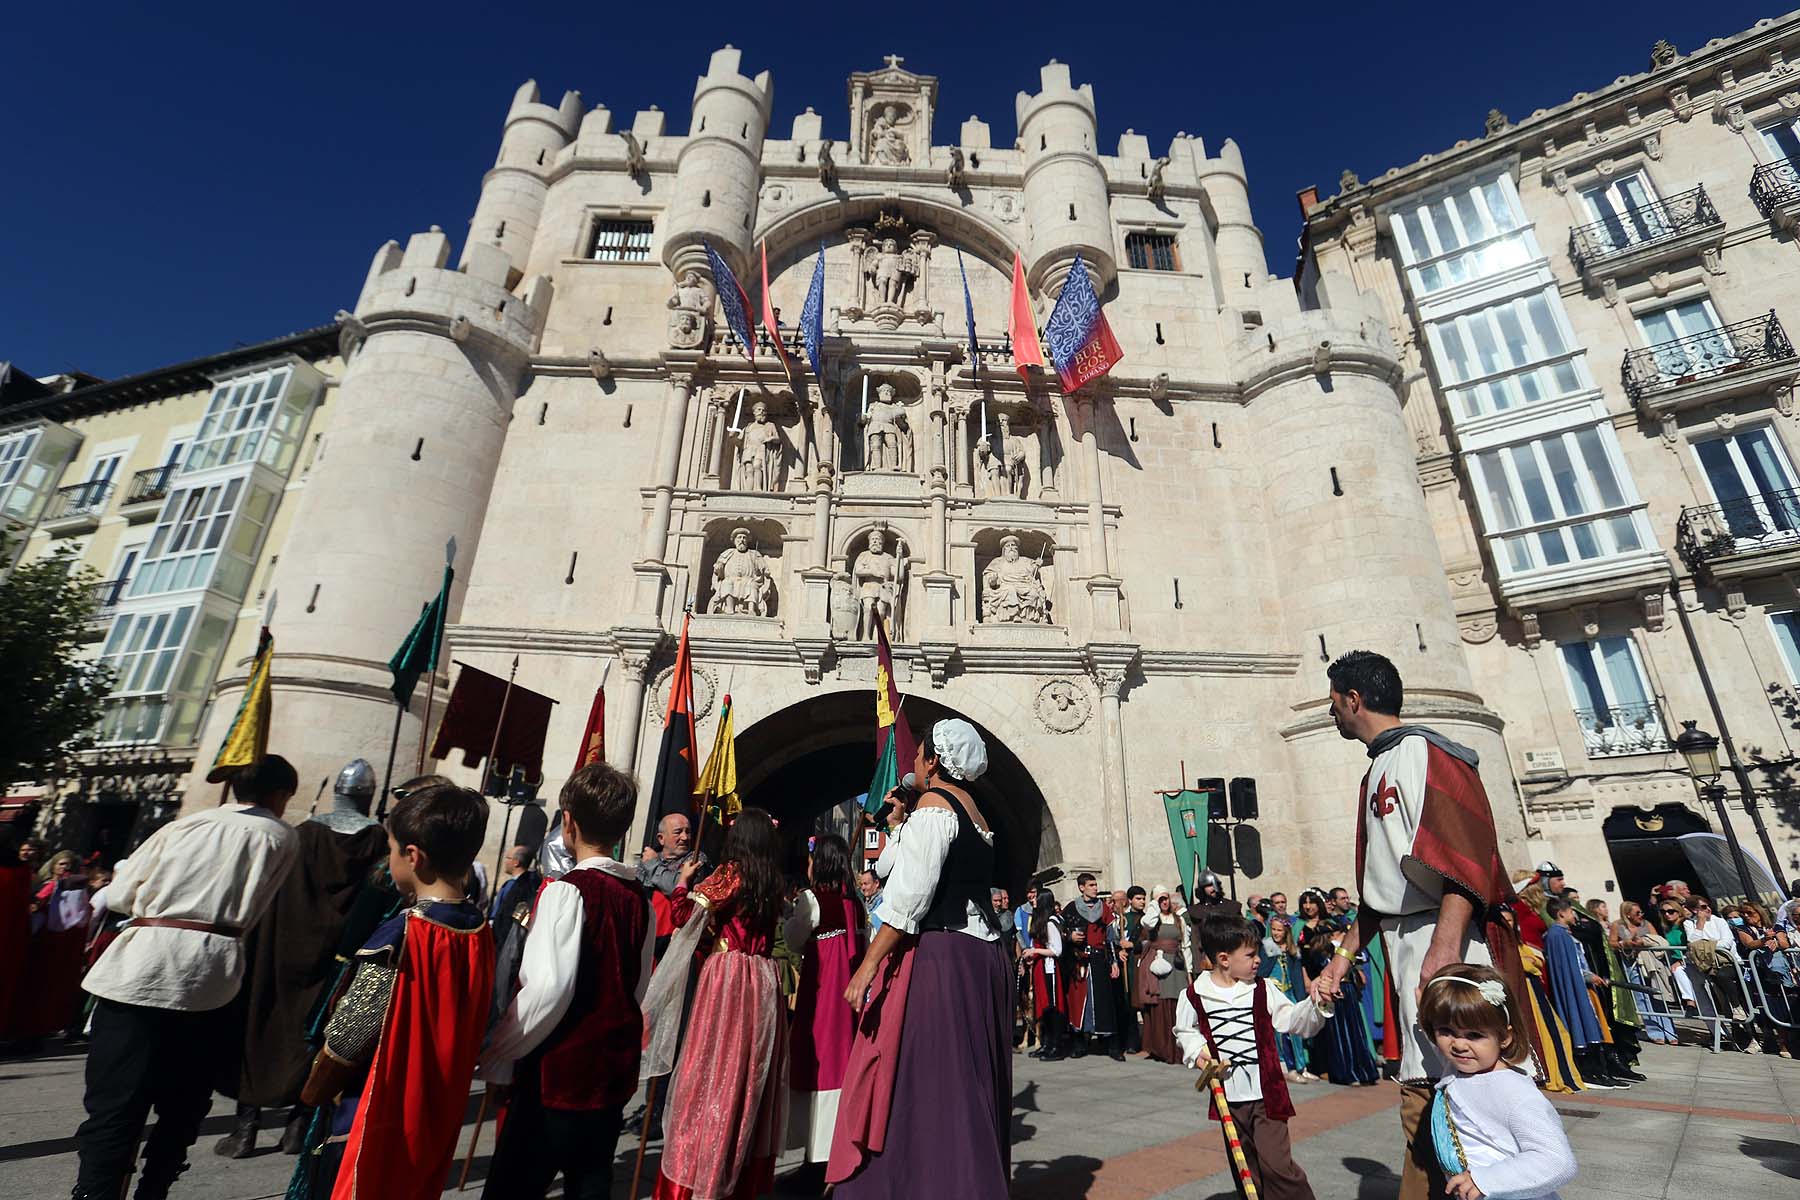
[[1125, 231, 1179, 272], [589, 219, 654, 262]]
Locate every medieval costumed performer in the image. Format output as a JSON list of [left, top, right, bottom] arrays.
[[783, 833, 866, 1171], [1061, 874, 1124, 1059], [639, 808, 788, 1200]]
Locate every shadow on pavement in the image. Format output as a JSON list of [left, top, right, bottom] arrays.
[[1741, 1134, 1800, 1179], [1009, 1153, 1102, 1199], [1343, 1154, 1402, 1200], [0, 1113, 240, 1164]]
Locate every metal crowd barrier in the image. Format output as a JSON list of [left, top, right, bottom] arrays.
[[1626, 942, 1800, 1052]]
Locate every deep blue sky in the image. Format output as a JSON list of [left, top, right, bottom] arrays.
[[2, 2, 1781, 379]]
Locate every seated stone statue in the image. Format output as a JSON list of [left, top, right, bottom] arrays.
[[981, 535, 1050, 625]]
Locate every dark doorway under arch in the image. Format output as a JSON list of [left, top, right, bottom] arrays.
[[733, 691, 1057, 897]]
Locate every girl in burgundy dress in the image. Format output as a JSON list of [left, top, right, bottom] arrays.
[[783, 833, 865, 1180], [644, 808, 788, 1200]]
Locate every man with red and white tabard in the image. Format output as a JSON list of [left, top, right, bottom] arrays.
[[1309, 651, 1524, 1200]]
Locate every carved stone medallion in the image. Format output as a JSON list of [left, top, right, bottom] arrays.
[[1034, 678, 1092, 734], [654, 663, 717, 723]]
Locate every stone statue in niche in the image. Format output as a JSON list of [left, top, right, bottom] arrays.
[[1005, 440, 1029, 498], [867, 238, 918, 308], [974, 436, 1004, 497], [982, 535, 1050, 625], [871, 104, 910, 164], [853, 529, 909, 640], [709, 527, 773, 616], [861, 383, 913, 472], [666, 270, 714, 350], [734, 400, 784, 491]]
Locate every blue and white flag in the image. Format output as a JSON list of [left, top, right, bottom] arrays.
[[957, 249, 979, 370], [799, 241, 827, 382], [704, 241, 755, 360], [1044, 252, 1123, 393]]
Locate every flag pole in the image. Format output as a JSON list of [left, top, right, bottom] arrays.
[[378, 701, 405, 820], [417, 538, 457, 773], [488, 654, 520, 894]]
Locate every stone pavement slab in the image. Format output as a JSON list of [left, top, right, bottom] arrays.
[[1, 1042, 1796, 1199]]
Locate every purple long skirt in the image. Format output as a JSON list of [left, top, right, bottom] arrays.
[[835, 930, 1013, 1199]]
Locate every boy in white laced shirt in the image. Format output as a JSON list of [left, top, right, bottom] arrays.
[[1175, 913, 1332, 1200]]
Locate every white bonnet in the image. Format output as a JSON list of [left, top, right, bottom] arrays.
[[930, 718, 989, 782]]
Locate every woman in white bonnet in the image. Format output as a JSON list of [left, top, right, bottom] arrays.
[[828, 718, 1011, 1198]]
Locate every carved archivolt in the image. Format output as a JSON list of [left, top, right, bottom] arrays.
[[1034, 678, 1093, 733]]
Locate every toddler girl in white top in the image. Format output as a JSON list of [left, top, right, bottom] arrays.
[[1419, 965, 1577, 1200]]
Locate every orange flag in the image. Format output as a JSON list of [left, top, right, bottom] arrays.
[[760, 240, 792, 374], [1008, 252, 1045, 381]]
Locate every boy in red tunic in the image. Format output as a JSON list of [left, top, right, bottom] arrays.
[[297, 778, 494, 1200], [1175, 915, 1331, 1200], [480, 762, 655, 1200]]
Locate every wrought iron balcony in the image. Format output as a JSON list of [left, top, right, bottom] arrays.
[[124, 463, 179, 507], [1751, 161, 1800, 219], [43, 479, 114, 521], [86, 577, 131, 615], [1568, 185, 1721, 274], [1621, 311, 1796, 402], [1573, 703, 1672, 758], [1676, 486, 1800, 573]]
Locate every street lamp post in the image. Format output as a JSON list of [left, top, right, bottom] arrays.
[[1674, 720, 1763, 906]]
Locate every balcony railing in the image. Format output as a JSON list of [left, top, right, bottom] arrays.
[[1568, 185, 1721, 273], [1574, 703, 1672, 758], [85, 577, 131, 619], [1752, 161, 1800, 218], [43, 479, 114, 521], [1676, 486, 1800, 572], [124, 464, 179, 507], [1621, 310, 1796, 401]]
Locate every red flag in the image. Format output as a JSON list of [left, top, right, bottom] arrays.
[[573, 681, 606, 771], [760, 240, 792, 374], [1008, 252, 1045, 381], [429, 664, 555, 780], [644, 614, 699, 843]]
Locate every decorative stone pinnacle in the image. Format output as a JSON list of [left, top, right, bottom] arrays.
[[1651, 39, 1678, 70], [1485, 109, 1509, 135], [1339, 168, 1360, 192]]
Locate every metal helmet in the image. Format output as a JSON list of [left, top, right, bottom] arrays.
[[334, 758, 377, 813]]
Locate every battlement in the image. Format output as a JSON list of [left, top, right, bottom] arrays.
[[1232, 271, 1399, 393], [357, 228, 552, 356], [1015, 59, 1096, 129], [506, 80, 583, 142], [692, 45, 773, 114]]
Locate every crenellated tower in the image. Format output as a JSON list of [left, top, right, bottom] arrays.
[[1198, 137, 1265, 303], [661, 46, 773, 281], [1239, 272, 1527, 876], [461, 81, 582, 283], [194, 227, 552, 798], [1015, 60, 1116, 297]]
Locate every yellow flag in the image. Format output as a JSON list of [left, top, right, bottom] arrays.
[[696, 695, 739, 818], [206, 627, 273, 783]]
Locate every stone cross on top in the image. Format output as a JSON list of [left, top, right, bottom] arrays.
[[884, 53, 904, 70]]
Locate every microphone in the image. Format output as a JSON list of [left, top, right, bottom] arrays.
[[899, 772, 918, 792]]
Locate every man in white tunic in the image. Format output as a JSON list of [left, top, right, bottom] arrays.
[[1309, 651, 1523, 1200], [74, 754, 300, 1200]]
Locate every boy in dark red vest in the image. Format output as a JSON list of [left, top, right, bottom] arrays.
[[479, 763, 655, 1200], [1175, 914, 1332, 1200]]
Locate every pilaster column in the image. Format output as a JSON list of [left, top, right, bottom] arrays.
[[1087, 644, 1140, 887], [1075, 397, 1111, 575], [612, 647, 656, 782], [928, 364, 949, 571], [641, 367, 697, 560], [703, 390, 728, 483]]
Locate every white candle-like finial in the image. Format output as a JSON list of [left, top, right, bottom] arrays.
[[861, 374, 869, 416], [981, 399, 989, 440], [731, 386, 745, 432]]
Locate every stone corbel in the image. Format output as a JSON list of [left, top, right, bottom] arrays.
[[1775, 383, 1797, 419], [1701, 247, 1725, 276], [1660, 412, 1681, 448], [1459, 612, 1499, 644], [1641, 588, 1668, 632], [1644, 130, 1663, 160], [1720, 67, 1738, 91], [587, 347, 612, 382], [1725, 587, 1748, 620], [1520, 611, 1542, 650], [1724, 104, 1748, 133], [1773, 47, 1792, 75], [1783, 93, 1800, 120], [1595, 156, 1616, 179], [1600, 277, 1620, 307], [916, 636, 958, 688], [335, 309, 367, 360], [1550, 168, 1571, 195], [1578, 607, 1601, 639], [1584, 121, 1603, 146], [1669, 84, 1693, 121]]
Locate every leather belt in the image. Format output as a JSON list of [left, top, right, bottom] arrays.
[[130, 917, 244, 938]]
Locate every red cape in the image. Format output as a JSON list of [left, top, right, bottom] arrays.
[[331, 912, 494, 1200], [0, 865, 32, 1034], [1353, 738, 1530, 1039]]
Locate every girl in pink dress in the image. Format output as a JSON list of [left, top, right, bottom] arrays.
[[784, 833, 865, 1178], [644, 809, 788, 1200]]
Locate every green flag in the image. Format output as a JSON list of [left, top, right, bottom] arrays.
[[865, 729, 900, 817], [1162, 789, 1210, 899], [388, 564, 452, 706]]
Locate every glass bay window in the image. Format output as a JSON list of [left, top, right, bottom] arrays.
[[1392, 175, 1537, 296], [1470, 425, 1649, 574], [1428, 288, 1587, 419]]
